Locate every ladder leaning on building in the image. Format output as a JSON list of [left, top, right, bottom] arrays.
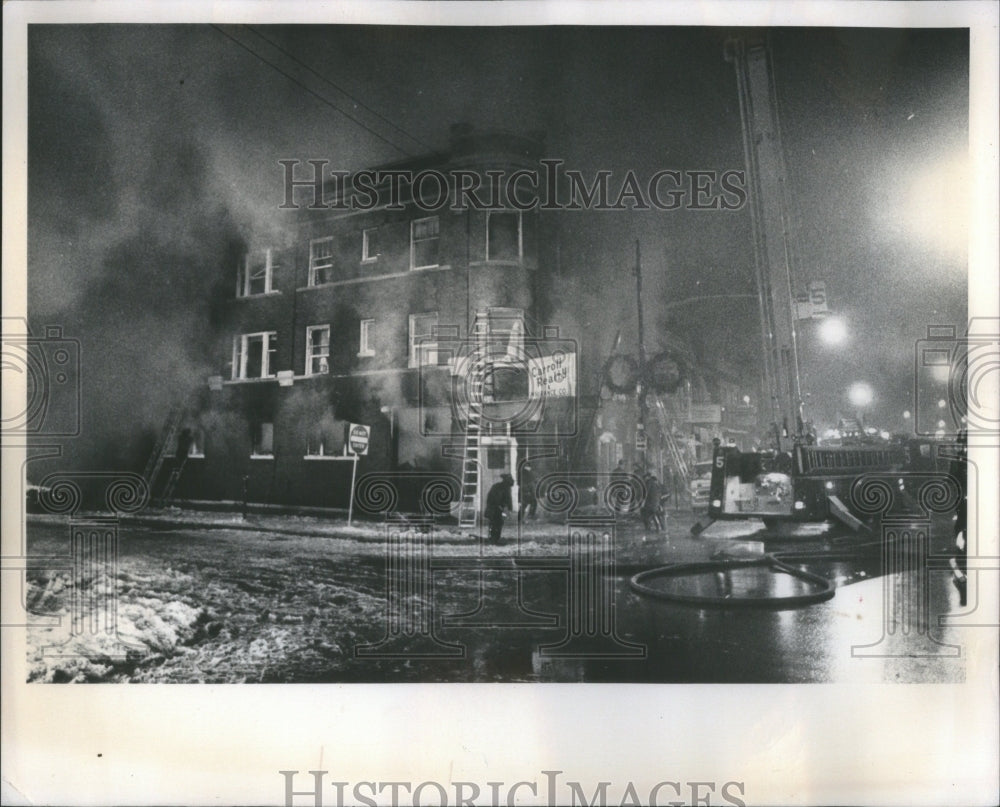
[[456, 310, 494, 528]]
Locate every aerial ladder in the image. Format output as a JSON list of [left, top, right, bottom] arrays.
[[704, 34, 900, 532], [725, 33, 804, 450]]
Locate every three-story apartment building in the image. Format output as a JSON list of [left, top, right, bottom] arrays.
[[164, 126, 570, 510]]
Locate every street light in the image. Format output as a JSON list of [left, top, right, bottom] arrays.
[[848, 382, 873, 408], [818, 316, 848, 346], [848, 382, 873, 431]]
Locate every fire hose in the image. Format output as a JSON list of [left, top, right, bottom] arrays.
[[628, 539, 889, 609]]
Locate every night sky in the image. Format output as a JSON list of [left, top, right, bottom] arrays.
[[27, 24, 969, 466]]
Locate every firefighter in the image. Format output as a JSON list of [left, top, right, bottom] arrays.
[[641, 473, 664, 533], [485, 473, 515, 544]]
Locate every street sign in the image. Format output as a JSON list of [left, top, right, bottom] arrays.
[[348, 423, 370, 455], [635, 431, 647, 451], [808, 281, 829, 316], [795, 294, 813, 321]]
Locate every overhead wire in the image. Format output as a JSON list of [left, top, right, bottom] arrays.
[[244, 25, 435, 154], [209, 24, 415, 158]]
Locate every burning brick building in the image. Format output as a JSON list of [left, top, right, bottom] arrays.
[[151, 125, 580, 513]]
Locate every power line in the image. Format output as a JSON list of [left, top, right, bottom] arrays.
[[245, 25, 435, 154], [209, 24, 414, 157]]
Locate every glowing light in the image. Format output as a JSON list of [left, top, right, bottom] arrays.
[[848, 382, 873, 408], [818, 316, 848, 346], [937, 419, 946, 428], [902, 410, 911, 420], [937, 399, 947, 409]]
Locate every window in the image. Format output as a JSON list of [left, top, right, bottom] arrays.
[[252, 422, 274, 458], [306, 421, 342, 458], [409, 313, 439, 368], [410, 216, 439, 270], [487, 211, 521, 262], [309, 237, 334, 286], [237, 249, 278, 297], [362, 227, 380, 262], [306, 436, 329, 457], [232, 332, 277, 379], [486, 308, 525, 360], [187, 430, 205, 458], [305, 415, 344, 459], [359, 319, 375, 357], [305, 325, 330, 375]]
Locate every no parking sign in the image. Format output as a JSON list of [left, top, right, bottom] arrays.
[[348, 423, 371, 455]]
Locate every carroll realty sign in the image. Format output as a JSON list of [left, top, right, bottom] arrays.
[[528, 352, 576, 398]]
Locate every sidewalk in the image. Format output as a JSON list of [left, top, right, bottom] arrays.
[[28, 504, 758, 570]]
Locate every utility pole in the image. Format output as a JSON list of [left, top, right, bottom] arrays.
[[634, 240, 648, 469]]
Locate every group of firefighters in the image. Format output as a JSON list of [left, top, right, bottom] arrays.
[[484, 460, 667, 544], [611, 459, 667, 532]]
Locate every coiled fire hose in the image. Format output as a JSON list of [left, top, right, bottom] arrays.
[[627, 538, 894, 608]]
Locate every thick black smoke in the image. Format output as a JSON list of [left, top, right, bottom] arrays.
[[28, 31, 251, 475]]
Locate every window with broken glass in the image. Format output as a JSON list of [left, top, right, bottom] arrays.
[[252, 421, 274, 458], [237, 249, 278, 296], [305, 325, 330, 375], [408, 312, 439, 368], [232, 331, 277, 379]]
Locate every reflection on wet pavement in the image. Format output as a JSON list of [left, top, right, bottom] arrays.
[[25, 516, 970, 683]]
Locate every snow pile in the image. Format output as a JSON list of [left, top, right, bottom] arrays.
[[26, 570, 202, 683]]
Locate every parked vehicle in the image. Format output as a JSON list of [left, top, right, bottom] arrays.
[[689, 461, 713, 511]]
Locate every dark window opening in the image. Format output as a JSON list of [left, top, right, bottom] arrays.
[[252, 422, 274, 457], [488, 212, 519, 261]]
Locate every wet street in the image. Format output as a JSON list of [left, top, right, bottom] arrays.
[[24, 513, 970, 684]]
